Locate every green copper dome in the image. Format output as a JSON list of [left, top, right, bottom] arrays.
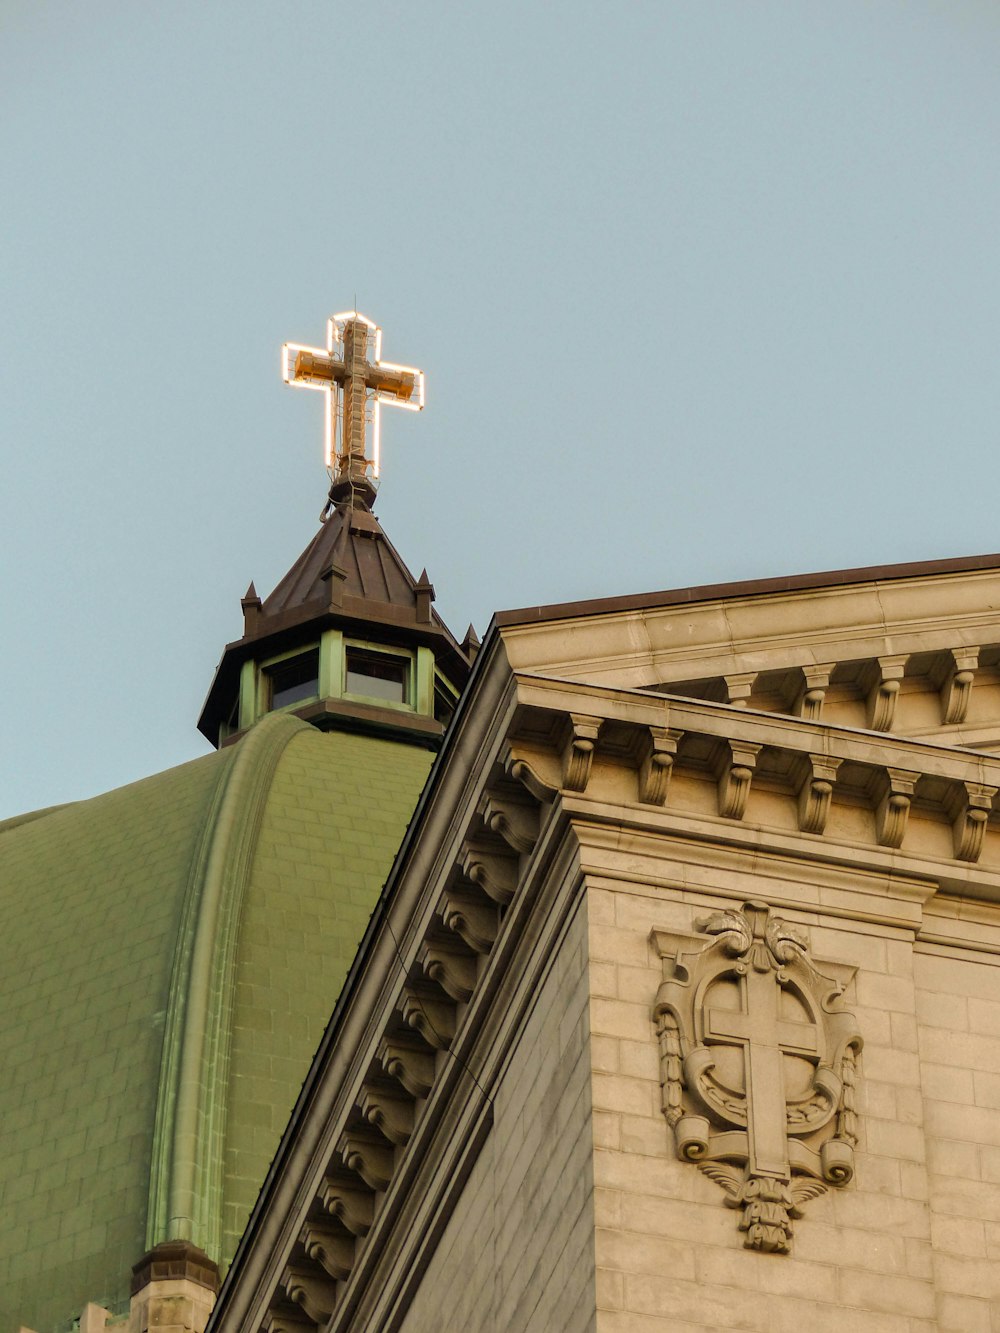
[[0, 713, 431, 1331]]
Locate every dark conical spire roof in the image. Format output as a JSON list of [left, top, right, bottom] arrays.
[[262, 504, 428, 621], [198, 502, 470, 747]]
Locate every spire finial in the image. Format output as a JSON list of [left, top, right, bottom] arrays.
[[281, 311, 425, 514]]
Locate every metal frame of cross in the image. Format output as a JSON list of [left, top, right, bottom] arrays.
[[282, 311, 425, 508]]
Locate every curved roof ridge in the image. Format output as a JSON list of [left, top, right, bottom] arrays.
[[0, 801, 78, 835], [146, 711, 311, 1257]]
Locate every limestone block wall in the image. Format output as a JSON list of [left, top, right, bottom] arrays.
[[588, 878, 954, 1333], [398, 897, 596, 1333], [916, 948, 1000, 1331]]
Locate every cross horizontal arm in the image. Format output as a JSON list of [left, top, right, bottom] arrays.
[[707, 1003, 821, 1060], [365, 364, 419, 402], [291, 349, 346, 385]]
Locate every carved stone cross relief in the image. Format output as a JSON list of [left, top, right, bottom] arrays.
[[651, 901, 862, 1253]]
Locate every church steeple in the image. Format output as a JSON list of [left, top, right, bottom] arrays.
[[198, 311, 469, 749]]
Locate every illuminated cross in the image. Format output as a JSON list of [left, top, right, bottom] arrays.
[[282, 311, 425, 510], [705, 944, 821, 1179]]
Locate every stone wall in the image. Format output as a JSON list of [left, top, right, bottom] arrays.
[[588, 878, 959, 1333], [398, 897, 596, 1333], [916, 947, 1000, 1331]]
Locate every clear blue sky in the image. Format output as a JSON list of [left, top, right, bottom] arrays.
[[3, 1, 1000, 817]]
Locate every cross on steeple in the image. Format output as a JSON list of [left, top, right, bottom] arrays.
[[282, 311, 425, 512]]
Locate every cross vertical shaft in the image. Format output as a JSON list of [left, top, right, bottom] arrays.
[[342, 318, 369, 491], [706, 968, 820, 1179]]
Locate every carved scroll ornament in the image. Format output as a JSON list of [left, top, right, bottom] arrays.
[[652, 901, 862, 1254]]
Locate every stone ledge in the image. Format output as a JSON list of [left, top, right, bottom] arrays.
[[131, 1240, 220, 1296]]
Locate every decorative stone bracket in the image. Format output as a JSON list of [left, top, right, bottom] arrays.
[[417, 939, 478, 1003], [796, 754, 842, 835], [950, 781, 998, 863], [279, 1269, 336, 1326], [477, 791, 538, 855], [358, 1084, 415, 1147], [797, 665, 832, 722], [262, 1313, 314, 1333], [377, 1034, 437, 1099], [505, 678, 1000, 869], [437, 885, 499, 955], [717, 741, 762, 821], [459, 841, 517, 906], [865, 655, 908, 732], [637, 726, 683, 806], [725, 673, 757, 708], [337, 1127, 394, 1192], [651, 901, 862, 1254], [318, 1175, 374, 1238], [940, 648, 979, 726], [301, 1221, 356, 1281], [562, 713, 602, 792], [874, 768, 920, 850]]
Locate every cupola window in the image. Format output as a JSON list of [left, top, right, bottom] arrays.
[[345, 647, 410, 705], [266, 648, 320, 710], [434, 673, 459, 726], [220, 692, 241, 739]]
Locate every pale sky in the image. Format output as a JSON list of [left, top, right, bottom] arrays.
[[3, 1, 1000, 817]]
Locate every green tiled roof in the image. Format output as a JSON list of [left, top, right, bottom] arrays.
[[219, 722, 432, 1265], [0, 714, 431, 1331]]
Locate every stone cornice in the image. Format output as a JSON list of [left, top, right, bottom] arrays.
[[512, 674, 1000, 780], [495, 552, 1000, 631], [570, 823, 934, 931], [496, 570, 1000, 754], [507, 674, 1000, 890], [497, 563, 1000, 686]]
